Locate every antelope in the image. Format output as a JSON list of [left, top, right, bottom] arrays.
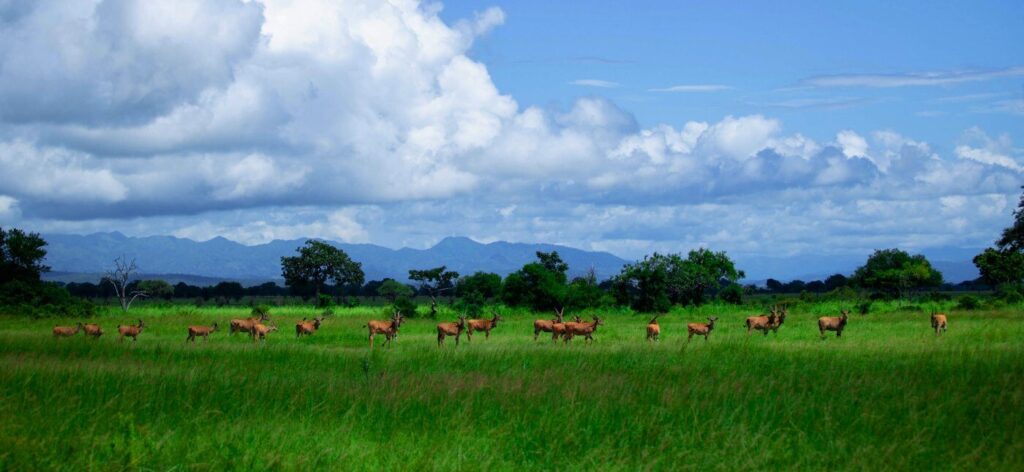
[[818, 310, 849, 339], [250, 323, 278, 343], [118, 319, 145, 342], [770, 306, 787, 334], [562, 316, 604, 344], [186, 323, 218, 343], [745, 306, 778, 336], [52, 323, 82, 338], [230, 312, 270, 335], [465, 312, 503, 342], [436, 315, 467, 347], [82, 323, 103, 338], [646, 315, 661, 341], [687, 316, 718, 342], [931, 311, 948, 336], [551, 314, 584, 341], [296, 316, 324, 337], [534, 308, 565, 341], [366, 311, 403, 348]]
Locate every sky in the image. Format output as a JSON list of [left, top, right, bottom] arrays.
[[0, 0, 1022, 262]]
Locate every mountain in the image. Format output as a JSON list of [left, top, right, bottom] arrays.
[[40, 233, 630, 284]]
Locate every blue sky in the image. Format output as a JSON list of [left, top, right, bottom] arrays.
[[0, 0, 1021, 267]]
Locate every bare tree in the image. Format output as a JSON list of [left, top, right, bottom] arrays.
[[104, 256, 147, 312]]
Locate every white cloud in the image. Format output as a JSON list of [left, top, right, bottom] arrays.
[[569, 79, 620, 88], [649, 84, 732, 92], [0, 195, 20, 223], [836, 130, 868, 158], [803, 65, 1024, 88]]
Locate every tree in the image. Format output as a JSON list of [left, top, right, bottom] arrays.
[[377, 279, 413, 303], [973, 187, 1024, 287], [211, 281, 245, 301], [281, 240, 364, 301], [408, 266, 460, 318], [0, 227, 50, 284], [456, 272, 502, 300], [104, 256, 148, 312], [973, 247, 1024, 287], [851, 249, 942, 299], [615, 249, 744, 312], [136, 280, 173, 300]]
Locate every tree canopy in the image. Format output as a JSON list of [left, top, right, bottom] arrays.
[[973, 187, 1024, 287], [281, 240, 364, 300], [614, 249, 744, 312], [408, 266, 459, 317], [0, 227, 50, 284], [851, 249, 942, 299]]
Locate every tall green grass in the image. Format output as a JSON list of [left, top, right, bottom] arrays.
[[0, 304, 1021, 470]]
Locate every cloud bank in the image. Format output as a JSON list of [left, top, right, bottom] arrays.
[[0, 0, 1021, 260]]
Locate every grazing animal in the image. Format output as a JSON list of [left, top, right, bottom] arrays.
[[436, 315, 467, 347], [562, 316, 604, 344], [118, 319, 145, 342], [186, 323, 218, 343], [745, 306, 778, 337], [646, 315, 661, 341], [687, 316, 718, 342], [82, 323, 103, 338], [818, 310, 849, 339], [230, 312, 270, 335], [534, 308, 565, 341], [52, 323, 82, 338], [931, 312, 948, 336], [466, 312, 503, 342], [551, 314, 584, 341], [366, 311, 403, 348], [770, 306, 787, 334], [249, 323, 278, 343], [296, 316, 324, 337]]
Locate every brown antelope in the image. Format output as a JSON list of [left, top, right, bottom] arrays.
[[366, 311, 403, 348], [770, 306, 787, 334], [118, 319, 145, 342], [562, 316, 603, 344], [82, 323, 103, 338], [436, 315, 467, 347], [249, 323, 278, 343], [551, 314, 584, 341], [52, 323, 82, 338], [534, 308, 565, 341], [745, 306, 778, 337], [931, 311, 948, 336], [646, 315, 661, 341], [229, 312, 270, 335], [186, 323, 218, 343], [687, 316, 718, 342], [465, 312, 503, 342], [818, 310, 849, 339], [296, 316, 324, 337]]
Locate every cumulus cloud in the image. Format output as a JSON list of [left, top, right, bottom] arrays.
[[0, 0, 1021, 261]]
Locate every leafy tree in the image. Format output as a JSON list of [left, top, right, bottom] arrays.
[[377, 279, 414, 302], [851, 249, 943, 299], [615, 249, 744, 311], [502, 260, 568, 312], [456, 272, 502, 300], [408, 266, 459, 317], [997, 186, 1024, 252], [973, 248, 1024, 287], [765, 279, 783, 292], [0, 227, 50, 284], [211, 281, 245, 301], [823, 274, 849, 291], [136, 280, 173, 300], [536, 251, 569, 278], [281, 240, 364, 301], [718, 283, 744, 304]]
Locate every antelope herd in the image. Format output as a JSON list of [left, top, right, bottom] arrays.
[[48, 306, 953, 346]]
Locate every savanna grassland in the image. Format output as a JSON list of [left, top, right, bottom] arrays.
[[0, 302, 1022, 471]]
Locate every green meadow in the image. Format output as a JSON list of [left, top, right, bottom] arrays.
[[0, 302, 1022, 471]]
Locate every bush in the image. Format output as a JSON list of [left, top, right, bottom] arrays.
[[0, 281, 96, 319], [896, 305, 923, 312], [251, 305, 271, 318], [392, 295, 419, 318], [826, 286, 858, 301], [996, 284, 1024, 304], [922, 291, 951, 302], [857, 301, 872, 315], [957, 295, 981, 310], [717, 284, 743, 305], [316, 294, 333, 308]]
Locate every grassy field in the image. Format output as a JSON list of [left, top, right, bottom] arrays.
[[0, 303, 1022, 470]]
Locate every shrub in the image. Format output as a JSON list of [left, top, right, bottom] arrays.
[[392, 295, 419, 318], [857, 301, 872, 315], [0, 281, 96, 319], [251, 305, 271, 318], [957, 295, 981, 310], [316, 294, 333, 308], [897, 305, 923, 312], [922, 291, 951, 302], [717, 284, 743, 305]]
